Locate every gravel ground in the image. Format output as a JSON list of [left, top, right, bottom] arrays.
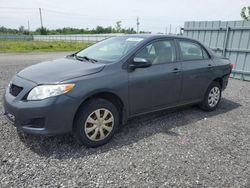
[[0, 52, 250, 187]]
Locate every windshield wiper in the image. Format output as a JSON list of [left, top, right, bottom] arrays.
[[74, 55, 98, 63]]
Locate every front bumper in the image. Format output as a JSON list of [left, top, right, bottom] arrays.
[[2, 75, 79, 135]]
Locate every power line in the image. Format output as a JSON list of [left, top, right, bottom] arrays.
[[45, 9, 135, 22], [0, 7, 132, 22], [0, 6, 183, 33], [0, 6, 183, 24], [0, 6, 37, 10]]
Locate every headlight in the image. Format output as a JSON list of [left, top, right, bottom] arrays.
[[7, 81, 12, 88], [6, 81, 12, 92], [27, 84, 75, 100]]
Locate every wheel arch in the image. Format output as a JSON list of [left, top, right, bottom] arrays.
[[73, 90, 127, 130], [213, 77, 223, 88]]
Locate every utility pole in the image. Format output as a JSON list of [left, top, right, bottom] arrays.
[[169, 24, 172, 34], [136, 17, 140, 33], [27, 20, 30, 32], [165, 27, 168, 35], [175, 26, 178, 34], [39, 8, 43, 28]]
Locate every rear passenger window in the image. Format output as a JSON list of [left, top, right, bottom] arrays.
[[179, 41, 209, 61]]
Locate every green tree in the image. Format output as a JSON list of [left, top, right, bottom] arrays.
[[35, 27, 49, 35], [18, 26, 25, 33], [18, 25, 30, 35], [114, 21, 122, 33], [0, 24, 142, 35], [241, 6, 250, 21]]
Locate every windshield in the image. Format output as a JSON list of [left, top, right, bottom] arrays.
[[76, 36, 144, 63]]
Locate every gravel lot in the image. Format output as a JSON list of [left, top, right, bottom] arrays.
[[0, 52, 250, 187]]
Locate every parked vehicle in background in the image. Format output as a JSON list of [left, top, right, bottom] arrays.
[[3, 35, 233, 147]]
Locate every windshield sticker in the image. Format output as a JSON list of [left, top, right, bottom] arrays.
[[126, 38, 144, 42]]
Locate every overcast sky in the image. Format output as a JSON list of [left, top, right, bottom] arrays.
[[0, 0, 248, 33]]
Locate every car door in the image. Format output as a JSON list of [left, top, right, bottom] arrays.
[[177, 39, 215, 102], [128, 39, 182, 115]]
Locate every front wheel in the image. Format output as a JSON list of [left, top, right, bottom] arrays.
[[200, 81, 222, 111], [73, 98, 120, 147]]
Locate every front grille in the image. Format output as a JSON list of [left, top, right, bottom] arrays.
[[9, 84, 23, 97]]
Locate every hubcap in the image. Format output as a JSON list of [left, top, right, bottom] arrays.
[[84, 108, 114, 141], [208, 86, 220, 107]]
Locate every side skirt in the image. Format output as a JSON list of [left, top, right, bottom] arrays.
[[128, 99, 202, 119]]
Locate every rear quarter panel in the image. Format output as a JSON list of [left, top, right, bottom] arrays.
[[212, 58, 231, 77], [212, 57, 231, 90]]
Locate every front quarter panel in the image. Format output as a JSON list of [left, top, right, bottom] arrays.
[[64, 63, 129, 114]]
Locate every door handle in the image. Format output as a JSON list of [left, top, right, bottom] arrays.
[[172, 68, 181, 73]]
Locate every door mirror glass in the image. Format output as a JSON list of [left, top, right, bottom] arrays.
[[129, 57, 152, 69]]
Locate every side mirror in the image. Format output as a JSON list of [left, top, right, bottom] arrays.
[[129, 57, 152, 70]]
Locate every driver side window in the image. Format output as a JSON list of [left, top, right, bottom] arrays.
[[135, 40, 176, 64]]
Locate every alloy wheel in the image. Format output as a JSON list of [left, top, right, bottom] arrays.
[[208, 86, 220, 107]]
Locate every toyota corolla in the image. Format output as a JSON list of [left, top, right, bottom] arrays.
[[3, 35, 233, 147]]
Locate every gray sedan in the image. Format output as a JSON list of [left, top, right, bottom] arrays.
[[3, 35, 233, 147]]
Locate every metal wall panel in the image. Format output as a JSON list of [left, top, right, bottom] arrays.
[[183, 20, 250, 81]]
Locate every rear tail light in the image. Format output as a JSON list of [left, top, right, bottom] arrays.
[[229, 63, 234, 70], [226, 63, 233, 81]]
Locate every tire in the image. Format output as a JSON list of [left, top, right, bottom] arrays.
[[73, 98, 120, 147], [199, 81, 222, 111]]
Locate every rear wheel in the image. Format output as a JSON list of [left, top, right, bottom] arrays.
[[73, 98, 120, 147], [200, 81, 221, 111]]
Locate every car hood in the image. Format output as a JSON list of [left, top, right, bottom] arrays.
[[17, 58, 105, 84]]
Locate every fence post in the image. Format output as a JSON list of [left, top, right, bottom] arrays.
[[222, 26, 230, 57]]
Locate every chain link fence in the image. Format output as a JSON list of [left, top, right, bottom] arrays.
[[33, 34, 124, 43], [0, 34, 33, 40], [0, 34, 123, 43]]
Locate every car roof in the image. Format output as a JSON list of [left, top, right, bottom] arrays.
[[119, 34, 190, 39], [117, 34, 201, 43]]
